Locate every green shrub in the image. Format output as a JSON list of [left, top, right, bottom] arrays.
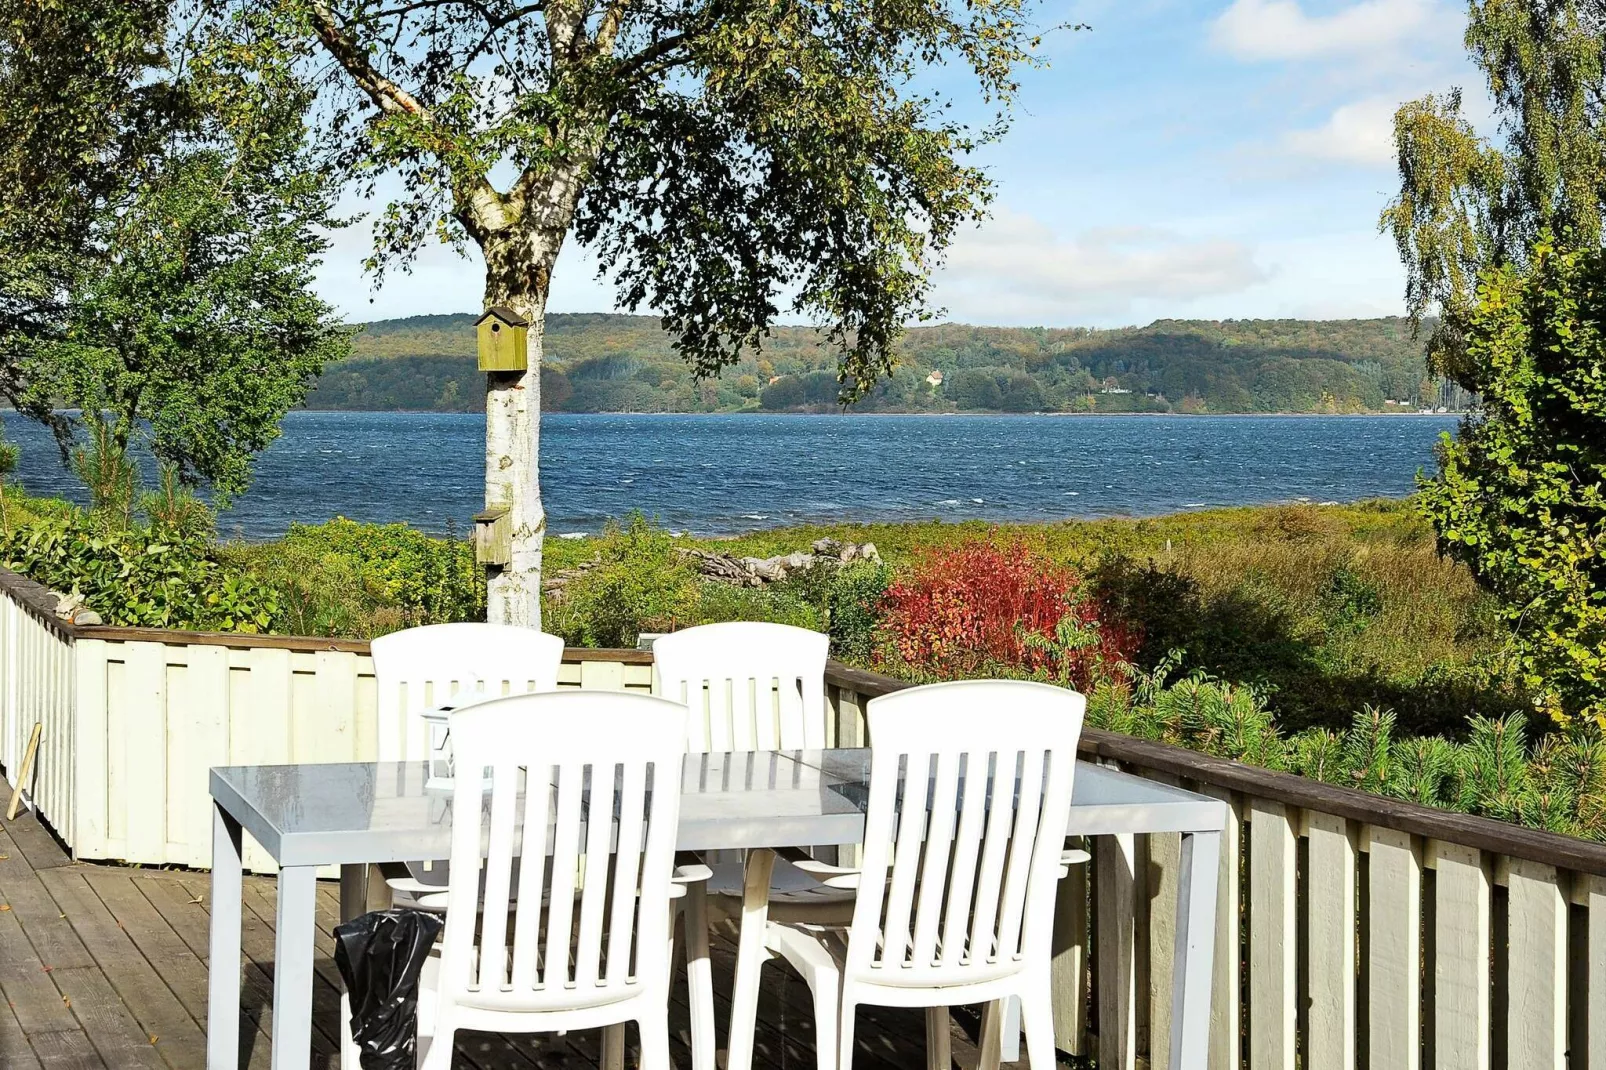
[[1, 514, 279, 632], [1090, 661, 1606, 840], [545, 514, 700, 647], [140, 463, 216, 543], [828, 561, 891, 661], [1416, 238, 1606, 726], [277, 517, 482, 627]]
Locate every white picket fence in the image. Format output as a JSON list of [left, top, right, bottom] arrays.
[[3, 568, 1604, 1067]]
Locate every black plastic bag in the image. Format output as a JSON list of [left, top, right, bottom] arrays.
[[333, 909, 445, 1070]]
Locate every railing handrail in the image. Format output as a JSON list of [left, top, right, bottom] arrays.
[[0, 565, 76, 641]]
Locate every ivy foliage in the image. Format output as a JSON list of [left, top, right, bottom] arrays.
[[1417, 237, 1606, 724], [0, 514, 280, 632]]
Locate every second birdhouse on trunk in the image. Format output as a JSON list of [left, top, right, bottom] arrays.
[[476, 306, 529, 372]]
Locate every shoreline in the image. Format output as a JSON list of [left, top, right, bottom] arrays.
[[293, 407, 1467, 419]]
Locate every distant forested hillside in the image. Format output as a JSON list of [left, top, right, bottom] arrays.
[[307, 313, 1464, 414]]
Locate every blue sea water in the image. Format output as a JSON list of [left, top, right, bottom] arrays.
[[0, 411, 1461, 540]]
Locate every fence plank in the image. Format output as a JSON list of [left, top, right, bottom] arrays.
[[1148, 828, 1181, 1070], [1429, 840, 1490, 1070], [1305, 811, 1356, 1070], [1367, 825, 1422, 1070], [183, 644, 231, 869], [71, 639, 108, 858], [577, 658, 626, 692], [123, 643, 170, 862], [1586, 875, 1605, 1070], [1248, 799, 1296, 1070], [1096, 832, 1137, 1070], [1198, 785, 1242, 1070], [1051, 847, 1089, 1056], [1505, 857, 1567, 1070]]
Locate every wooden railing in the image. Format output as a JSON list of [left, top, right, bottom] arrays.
[[3, 566, 1604, 1067], [826, 663, 1606, 1070]]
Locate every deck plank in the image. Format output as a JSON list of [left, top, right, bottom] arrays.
[[26, 1028, 106, 1070], [0, 829, 96, 973], [40, 869, 209, 1070], [49, 966, 166, 1070], [0, 992, 45, 1069]]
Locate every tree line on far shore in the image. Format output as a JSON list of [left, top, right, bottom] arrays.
[[310, 313, 1463, 415]]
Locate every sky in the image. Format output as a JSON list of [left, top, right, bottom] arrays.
[[312, 0, 1489, 330]]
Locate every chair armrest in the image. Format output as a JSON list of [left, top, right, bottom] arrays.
[[789, 857, 863, 890], [672, 863, 713, 885], [1058, 846, 1091, 878]]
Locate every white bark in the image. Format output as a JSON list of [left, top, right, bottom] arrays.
[[483, 246, 551, 627]]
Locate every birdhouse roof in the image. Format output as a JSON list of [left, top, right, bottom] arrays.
[[476, 306, 530, 327]]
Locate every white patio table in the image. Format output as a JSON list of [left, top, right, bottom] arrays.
[[206, 750, 1225, 1070]]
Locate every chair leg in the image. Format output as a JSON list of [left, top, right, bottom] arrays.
[[602, 1022, 627, 1070], [683, 885, 717, 1070], [836, 999, 858, 1070], [338, 992, 360, 1070], [1019, 985, 1056, 1070], [924, 1007, 951, 1070], [639, 1009, 672, 1070], [806, 959, 840, 1070], [977, 1001, 1003, 1070], [417, 1009, 455, 1070]]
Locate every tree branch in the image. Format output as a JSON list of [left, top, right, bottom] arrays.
[[614, 29, 691, 82], [307, 1, 431, 118], [307, 1, 512, 239]]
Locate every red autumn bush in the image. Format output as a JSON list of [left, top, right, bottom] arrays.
[[875, 538, 1138, 690]]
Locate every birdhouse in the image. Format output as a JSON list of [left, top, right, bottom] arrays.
[[476, 306, 529, 372], [473, 506, 512, 566]]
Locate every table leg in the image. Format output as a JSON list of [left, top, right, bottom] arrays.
[[271, 865, 318, 1070], [208, 804, 244, 1070], [339, 864, 368, 923], [1169, 831, 1221, 1070], [724, 849, 776, 1070]]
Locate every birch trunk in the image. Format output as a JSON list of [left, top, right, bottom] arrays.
[[481, 233, 554, 627]]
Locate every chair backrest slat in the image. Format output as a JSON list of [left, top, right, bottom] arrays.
[[652, 623, 829, 753], [509, 767, 553, 990], [438, 692, 688, 1016], [847, 681, 1084, 986], [371, 623, 565, 762]]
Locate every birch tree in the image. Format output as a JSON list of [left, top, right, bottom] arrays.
[[217, 0, 1051, 625]]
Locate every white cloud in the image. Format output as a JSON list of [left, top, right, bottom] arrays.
[[1281, 95, 1400, 166], [1211, 0, 1438, 62], [931, 210, 1268, 325]]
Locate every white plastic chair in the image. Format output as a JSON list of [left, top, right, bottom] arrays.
[[734, 679, 1086, 1070], [370, 622, 565, 907], [651, 621, 832, 1069], [651, 621, 830, 752], [393, 691, 698, 1070]]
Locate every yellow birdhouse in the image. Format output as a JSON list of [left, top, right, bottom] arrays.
[[476, 306, 529, 372]]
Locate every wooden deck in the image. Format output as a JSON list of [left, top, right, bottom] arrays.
[[0, 787, 1038, 1069]]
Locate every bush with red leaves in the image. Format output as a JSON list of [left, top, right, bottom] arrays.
[[874, 538, 1138, 691]]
